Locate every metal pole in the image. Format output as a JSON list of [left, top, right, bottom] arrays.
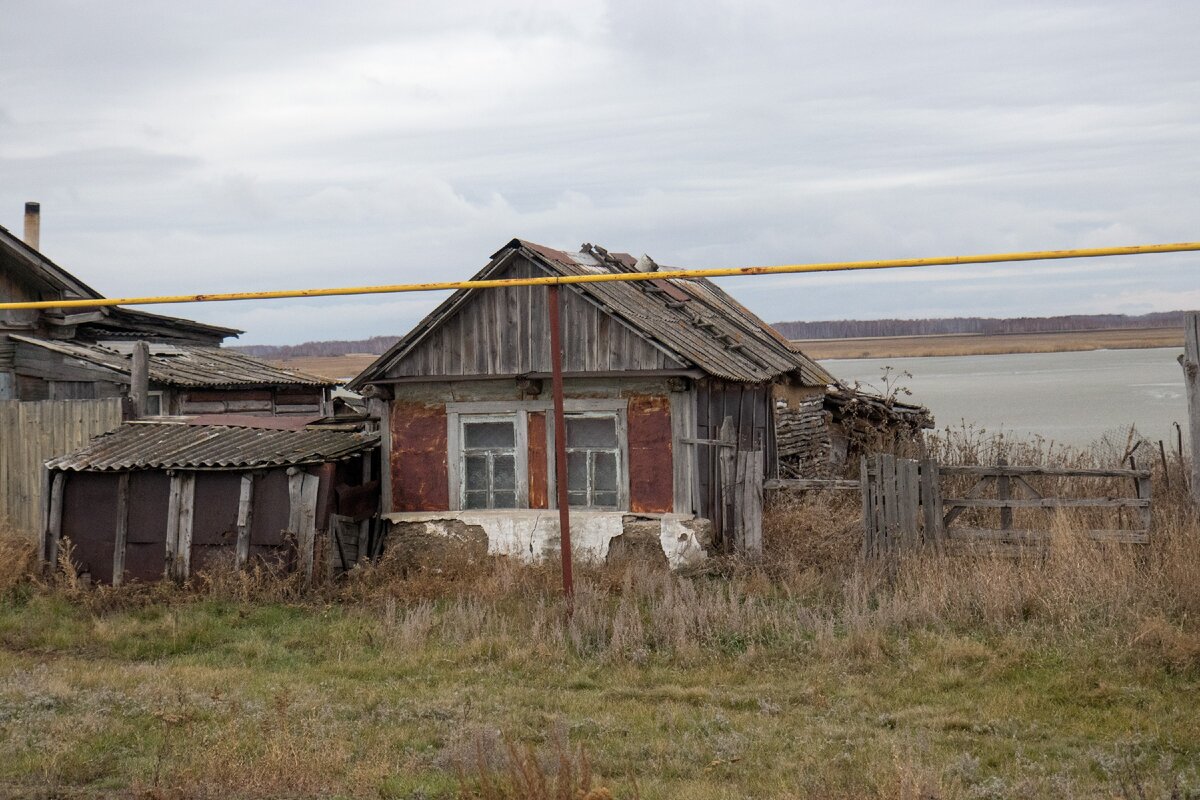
[[548, 284, 574, 608]]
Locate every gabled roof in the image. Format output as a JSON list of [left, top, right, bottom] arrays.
[[10, 335, 335, 388], [0, 222, 241, 341], [0, 222, 103, 300], [47, 420, 378, 472], [350, 238, 835, 388]]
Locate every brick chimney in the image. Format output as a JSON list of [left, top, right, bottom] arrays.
[[23, 202, 40, 251]]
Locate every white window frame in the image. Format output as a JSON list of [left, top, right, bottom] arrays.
[[145, 390, 165, 416], [561, 411, 624, 510], [447, 409, 528, 511], [546, 401, 629, 511]]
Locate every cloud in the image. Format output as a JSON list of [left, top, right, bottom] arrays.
[[1, 0, 1198, 344]]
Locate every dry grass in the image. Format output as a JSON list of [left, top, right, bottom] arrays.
[[1, 430, 1199, 798]]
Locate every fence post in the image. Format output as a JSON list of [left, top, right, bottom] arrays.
[[860, 456, 873, 558], [1182, 312, 1199, 504], [920, 458, 944, 550], [997, 456, 1013, 530]]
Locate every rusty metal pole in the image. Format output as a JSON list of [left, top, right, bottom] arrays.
[[548, 284, 574, 609]]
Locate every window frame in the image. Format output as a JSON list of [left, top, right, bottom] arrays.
[[547, 404, 629, 511], [447, 410, 528, 511]]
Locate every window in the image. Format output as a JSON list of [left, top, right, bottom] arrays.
[[460, 416, 518, 509], [145, 391, 164, 416], [565, 413, 621, 509]]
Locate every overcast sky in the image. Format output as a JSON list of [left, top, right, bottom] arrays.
[[2, 1, 1198, 345]]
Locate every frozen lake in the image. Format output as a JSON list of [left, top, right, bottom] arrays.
[[822, 347, 1188, 450]]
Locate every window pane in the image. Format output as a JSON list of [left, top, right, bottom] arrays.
[[464, 420, 514, 449], [592, 490, 617, 508], [567, 491, 588, 507], [492, 491, 517, 509], [464, 490, 489, 509], [567, 451, 588, 491], [566, 416, 617, 448], [493, 454, 516, 491], [592, 451, 618, 493], [465, 455, 488, 491]]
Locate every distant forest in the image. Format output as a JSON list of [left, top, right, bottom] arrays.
[[773, 311, 1193, 340], [232, 311, 1194, 357]]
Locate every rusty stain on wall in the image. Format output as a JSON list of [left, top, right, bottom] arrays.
[[527, 411, 548, 509], [390, 401, 449, 511], [627, 394, 673, 513]]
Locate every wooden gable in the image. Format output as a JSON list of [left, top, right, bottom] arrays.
[[382, 255, 689, 378]]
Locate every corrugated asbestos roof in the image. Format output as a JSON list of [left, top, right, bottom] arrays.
[[47, 422, 379, 471], [351, 238, 835, 387], [10, 335, 334, 388]]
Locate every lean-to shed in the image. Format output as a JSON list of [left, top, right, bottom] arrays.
[[43, 418, 380, 585]]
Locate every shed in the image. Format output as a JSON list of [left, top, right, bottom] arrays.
[[348, 238, 922, 565], [43, 419, 380, 585]]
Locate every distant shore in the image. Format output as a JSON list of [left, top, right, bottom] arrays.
[[272, 327, 1187, 379], [796, 327, 1184, 360]]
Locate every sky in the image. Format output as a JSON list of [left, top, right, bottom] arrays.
[[1, 0, 1198, 345]]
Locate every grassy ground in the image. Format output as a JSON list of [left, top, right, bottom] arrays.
[[2, 434, 1199, 798]]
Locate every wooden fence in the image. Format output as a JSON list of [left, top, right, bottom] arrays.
[[861, 454, 1152, 556], [0, 399, 125, 537]]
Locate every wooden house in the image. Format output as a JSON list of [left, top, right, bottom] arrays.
[[348, 238, 883, 566], [0, 205, 334, 410]]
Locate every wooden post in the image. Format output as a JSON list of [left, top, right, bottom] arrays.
[[997, 456, 1013, 530], [1182, 312, 1200, 504], [920, 458, 944, 550], [734, 450, 764, 559], [130, 341, 150, 418], [289, 468, 321, 589], [859, 456, 873, 559], [111, 473, 130, 586], [46, 471, 64, 568], [235, 473, 255, 570], [547, 285, 574, 608], [165, 471, 195, 581], [717, 416, 736, 552]]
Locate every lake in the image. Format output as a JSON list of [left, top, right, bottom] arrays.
[[822, 347, 1188, 450]]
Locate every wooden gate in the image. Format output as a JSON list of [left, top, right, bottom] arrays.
[[861, 454, 1152, 556], [860, 455, 942, 556]]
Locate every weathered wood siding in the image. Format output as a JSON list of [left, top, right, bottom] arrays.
[[383, 257, 687, 378], [694, 379, 775, 538], [0, 399, 125, 537], [180, 388, 326, 417]]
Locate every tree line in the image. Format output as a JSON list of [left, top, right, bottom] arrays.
[[232, 311, 1195, 357]]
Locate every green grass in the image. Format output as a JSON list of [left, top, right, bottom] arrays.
[[1, 587, 1198, 799]]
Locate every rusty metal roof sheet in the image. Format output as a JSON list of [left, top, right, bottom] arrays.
[[47, 421, 378, 472], [10, 335, 334, 388], [351, 238, 835, 387]]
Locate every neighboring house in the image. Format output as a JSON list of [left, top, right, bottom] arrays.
[[0, 205, 334, 409], [348, 238, 929, 565]]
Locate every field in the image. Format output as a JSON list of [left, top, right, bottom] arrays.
[[1, 432, 1199, 799], [269, 330, 1185, 381], [793, 327, 1184, 360]]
